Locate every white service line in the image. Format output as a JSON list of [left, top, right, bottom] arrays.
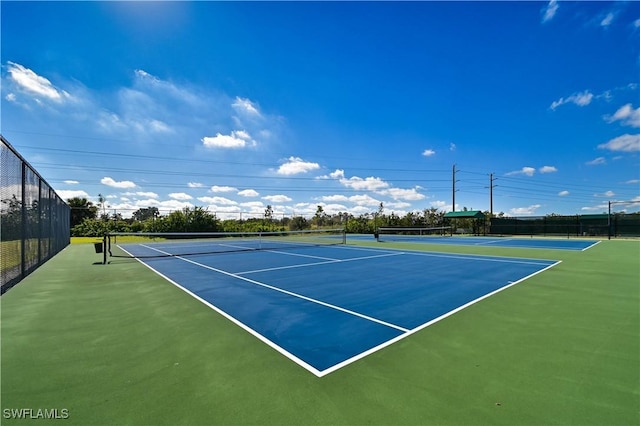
[[473, 238, 512, 246], [236, 251, 406, 275], [140, 244, 410, 334]]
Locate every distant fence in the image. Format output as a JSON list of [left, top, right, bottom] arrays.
[[489, 214, 640, 238], [1, 136, 70, 293]]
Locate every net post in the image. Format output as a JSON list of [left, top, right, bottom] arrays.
[[608, 201, 612, 240], [102, 234, 107, 264]]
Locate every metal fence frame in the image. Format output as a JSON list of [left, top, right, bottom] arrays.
[[1, 135, 70, 293], [489, 213, 640, 238]]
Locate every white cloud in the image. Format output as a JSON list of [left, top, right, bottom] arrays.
[[134, 69, 159, 83], [625, 179, 640, 184], [136, 192, 158, 198], [509, 204, 541, 215], [5, 93, 16, 102], [385, 201, 412, 209], [148, 119, 172, 133], [232, 97, 261, 117], [263, 194, 292, 202], [321, 195, 349, 202], [105, 198, 196, 218], [210, 185, 238, 193], [422, 149, 436, 157], [156, 200, 194, 211], [317, 169, 345, 180], [6, 61, 70, 102], [100, 176, 136, 188], [586, 157, 607, 166], [506, 167, 536, 177], [350, 205, 375, 215], [277, 157, 320, 175], [56, 189, 90, 200], [168, 192, 193, 200], [542, 0, 559, 23], [340, 175, 389, 191], [558, 190, 570, 196], [600, 12, 614, 27], [207, 205, 241, 213], [318, 169, 390, 191], [598, 134, 640, 152], [550, 90, 594, 110], [188, 182, 204, 188], [237, 189, 259, 197], [430, 200, 448, 209], [449, 143, 457, 151], [539, 166, 557, 173], [319, 203, 350, 215], [202, 130, 256, 149], [606, 104, 640, 128], [122, 191, 159, 198], [240, 201, 264, 208], [580, 204, 608, 212], [63, 180, 79, 185], [378, 187, 425, 201], [349, 194, 381, 206], [594, 190, 615, 198], [198, 196, 237, 205]]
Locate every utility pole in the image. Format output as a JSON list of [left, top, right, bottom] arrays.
[[452, 164, 457, 212], [489, 173, 497, 217]]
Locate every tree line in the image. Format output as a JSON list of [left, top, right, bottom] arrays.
[[67, 197, 461, 237]]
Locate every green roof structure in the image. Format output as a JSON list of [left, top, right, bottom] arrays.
[[443, 210, 486, 219]]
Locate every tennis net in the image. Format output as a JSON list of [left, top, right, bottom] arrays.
[[105, 228, 346, 261], [376, 226, 451, 242]]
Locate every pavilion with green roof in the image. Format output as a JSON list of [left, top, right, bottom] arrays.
[[443, 210, 486, 235]]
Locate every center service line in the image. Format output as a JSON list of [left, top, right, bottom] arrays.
[[140, 244, 411, 333]]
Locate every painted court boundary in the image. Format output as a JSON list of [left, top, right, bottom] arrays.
[[361, 234, 601, 251], [121, 244, 561, 377]]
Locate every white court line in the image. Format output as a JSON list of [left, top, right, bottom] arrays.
[[139, 244, 410, 335], [236, 252, 405, 275], [473, 238, 512, 246], [125, 242, 560, 377], [582, 240, 601, 251], [318, 259, 563, 376], [333, 243, 557, 265], [264, 250, 339, 261], [400, 249, 553, 266], [117, 244, 326, 377]]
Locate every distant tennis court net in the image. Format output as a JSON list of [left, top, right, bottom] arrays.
[[376, 226, 451, 242], [105, 229, 346, 261]]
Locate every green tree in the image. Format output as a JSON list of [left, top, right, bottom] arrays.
[[289, 216, 309, 231], [264, 205, 274, 231], [153, 207, 220, 233], [423, 208, 445, 227], [0, 195, 23, 240], [132, 207, 159, 222], [97, 194, 108, 220], [313, 205, 327, 228], [67, 197, 98, 228]]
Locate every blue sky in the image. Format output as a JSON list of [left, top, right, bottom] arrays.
[[2, 1, 639, 220]]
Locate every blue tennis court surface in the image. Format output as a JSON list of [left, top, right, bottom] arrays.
[[356, 234, 599, 251], [122, 242, 559, 376]]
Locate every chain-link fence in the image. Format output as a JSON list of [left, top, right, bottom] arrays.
[[489, 213, 640, 238], [1, 135, 70, 293]]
